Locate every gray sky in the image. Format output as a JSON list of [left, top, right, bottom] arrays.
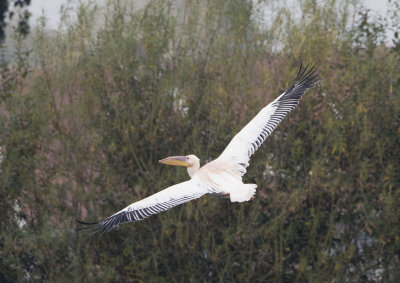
[[30, 0, 67, 28], [29, 0, 390, 29]]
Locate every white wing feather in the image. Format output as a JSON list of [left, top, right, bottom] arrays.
[[218, 63, 320, 174], [78, 179, 207, 234]]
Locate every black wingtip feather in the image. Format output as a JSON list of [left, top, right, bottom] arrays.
[[76, 211, 133, 236], [279, 62, 321, 102], [75, 220, 100, 232], [76, 220, 99, 225]]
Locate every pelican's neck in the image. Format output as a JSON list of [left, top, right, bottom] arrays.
[[187, 160, 200, 178]]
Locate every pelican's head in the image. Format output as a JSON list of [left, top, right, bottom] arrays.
[[159, 154, 199, 168], [159, 154, 200, 178]]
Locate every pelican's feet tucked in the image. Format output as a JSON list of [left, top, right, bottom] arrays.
[[229, 184, 257, 202]]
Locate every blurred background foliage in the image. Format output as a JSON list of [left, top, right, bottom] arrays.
[[0, 0, 399, 281]]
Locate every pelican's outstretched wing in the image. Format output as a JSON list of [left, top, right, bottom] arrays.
[[218, 63, 321, 173], [77, 180, 207, 234]]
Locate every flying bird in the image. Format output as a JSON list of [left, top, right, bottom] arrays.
[[77, 63, 321, 234]]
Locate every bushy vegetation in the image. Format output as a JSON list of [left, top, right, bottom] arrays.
[[1, 0, 399, 281]]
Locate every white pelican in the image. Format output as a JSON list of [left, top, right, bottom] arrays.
[[77, 63, 320, 234]]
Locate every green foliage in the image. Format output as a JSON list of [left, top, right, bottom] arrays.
[[0, 0, 31, 41], [1, 0, 399, 281]]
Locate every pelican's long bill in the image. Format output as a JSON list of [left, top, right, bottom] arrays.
[[159, 156, 191, 167]]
